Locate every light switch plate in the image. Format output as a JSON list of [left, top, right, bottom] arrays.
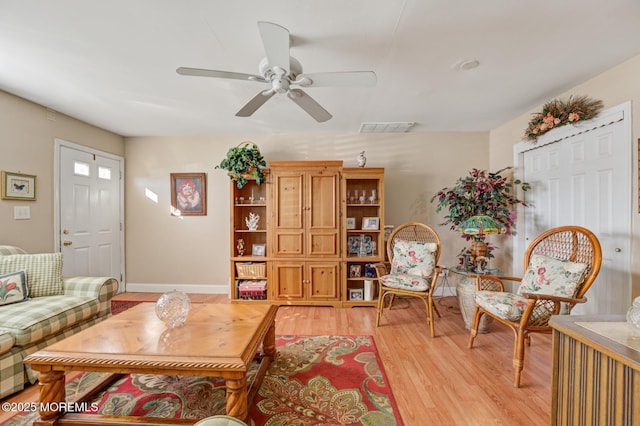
[[14, 206, 31, 220]]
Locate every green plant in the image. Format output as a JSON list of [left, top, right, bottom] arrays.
[[215, 142, 267, 189], [431, 167, 530, 237]]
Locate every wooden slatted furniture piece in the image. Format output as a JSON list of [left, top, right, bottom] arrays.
[[549, 314, 640, 425], [24, 303, 278, 425], [468, 226, 602, 387]]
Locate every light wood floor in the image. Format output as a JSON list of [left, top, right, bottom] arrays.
[[1, 293, 552, 425]]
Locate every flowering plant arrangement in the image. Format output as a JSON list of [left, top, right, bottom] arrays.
[[525, 95, 603, 141], [431, 167, 530, 238]]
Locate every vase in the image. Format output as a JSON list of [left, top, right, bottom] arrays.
[[155, 290, 191, 329], [627, 296, 640, 330], [357, 151, 366, 167]]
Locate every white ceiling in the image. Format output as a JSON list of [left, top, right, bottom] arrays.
[[2, 1, 640, 137]]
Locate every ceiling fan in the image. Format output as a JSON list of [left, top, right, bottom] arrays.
[[176, 21, 377, 123]]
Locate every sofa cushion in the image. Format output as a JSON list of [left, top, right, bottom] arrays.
[[0, 246, 28, 256], [0, 270, 28, 306], [0, 253, 63, 297], [0, 295, 99, 346]]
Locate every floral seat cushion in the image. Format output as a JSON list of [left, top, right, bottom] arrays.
[[475, 254, 589, 322], [475, 291, 528, 321], [380, 273, 431, 292]]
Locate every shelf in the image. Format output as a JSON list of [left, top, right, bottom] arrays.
[[347, 277, 378, 281], [234, 229, 267, 233], [231, 256, 269, 261], [346, 203, 380, 207], [234, 203, 267, 207], [345, 255, 383, 261], [346, 229, 381, 233]]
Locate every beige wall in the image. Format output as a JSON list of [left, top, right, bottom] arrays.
[[0, 90, 124, 253], [490, 54, 640, 298], [124, 133, 489, 289]]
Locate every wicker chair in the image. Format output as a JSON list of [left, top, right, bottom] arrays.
[[468, 226, 602, 387], [372, 222, 442, 337]]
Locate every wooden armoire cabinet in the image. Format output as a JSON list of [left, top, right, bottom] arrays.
[[269, 161, 341, 305], [228, 160, 384, 306]]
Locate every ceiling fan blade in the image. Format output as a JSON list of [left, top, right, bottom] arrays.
[[295, 71, 377, 87], [287, 89, 332, 123], [235, 90, 276, 117], [177, 67, 266, 82], [257, 21, 290, 74]]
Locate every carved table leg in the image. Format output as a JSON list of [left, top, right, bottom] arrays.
[[37, 370, 66, 420], [225, 376, 248, 422]]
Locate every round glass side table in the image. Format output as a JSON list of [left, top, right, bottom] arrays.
[[449, 267, 502, 333]]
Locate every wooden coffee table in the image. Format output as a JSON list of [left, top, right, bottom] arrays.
[[24, 302, 278, 425]]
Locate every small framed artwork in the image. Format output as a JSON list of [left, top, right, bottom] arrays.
[[362, 217, 379, 230], [1, 171, 36, 201], [349, 264, 362, 278], [171, 172, 206, 216], [349, 288, 364, 300], [252, 243, 266, 257], [346, 217, 356, 230]]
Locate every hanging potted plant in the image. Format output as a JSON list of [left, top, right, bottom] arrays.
[[215, 141, 267, 189]]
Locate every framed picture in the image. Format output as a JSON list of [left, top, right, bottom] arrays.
[[346, 217, 356, 230], [348, 288, 364, 300], [349, 264, 362, 278], [362, 217, 379, 230], [252, 243, 266, 257], [1, 171, 36, 200], [171, 173, 206, 216]]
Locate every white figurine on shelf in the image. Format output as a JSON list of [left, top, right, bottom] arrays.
[[357, 151, 367, 167], [245, 212, 260, 230], [369, 189, 377, 204]]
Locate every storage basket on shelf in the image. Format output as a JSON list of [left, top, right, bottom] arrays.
[[236, 262, 266, 279]]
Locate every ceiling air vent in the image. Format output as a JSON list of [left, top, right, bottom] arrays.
[[359, 122, 415, 133]]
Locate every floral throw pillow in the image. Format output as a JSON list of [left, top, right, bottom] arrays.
[[0, 270, 28, 306], [391, 240, 437, 278], [517, 254, 588, 298]]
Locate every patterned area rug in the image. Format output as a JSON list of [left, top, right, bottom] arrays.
[[110, 299, 142, 315], [5, 335, 402, 425]]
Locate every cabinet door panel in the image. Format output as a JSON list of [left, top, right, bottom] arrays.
[[273, 263, 304, 300], [307, 172, 339, 257], [308, 173, 338, 229], [274, 232, 304, 256], [307, 262, 339, 300], [275, 174, 303, 228], [309, 233, 338, 256]]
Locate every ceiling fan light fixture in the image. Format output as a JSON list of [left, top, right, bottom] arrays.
[[359, 122, 415, 133]]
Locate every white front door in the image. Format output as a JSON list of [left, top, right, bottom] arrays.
[[519, 104, 631, 314], [56, 140, 124, 292]]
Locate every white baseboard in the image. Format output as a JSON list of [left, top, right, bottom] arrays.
[[125, 283, 229, 294]]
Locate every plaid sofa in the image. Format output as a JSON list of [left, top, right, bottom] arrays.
[[0, 245, 118, 398]]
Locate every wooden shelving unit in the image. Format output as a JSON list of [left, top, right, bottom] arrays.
[[341, 168, 385, 307], [227, 163, 384, 307]]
